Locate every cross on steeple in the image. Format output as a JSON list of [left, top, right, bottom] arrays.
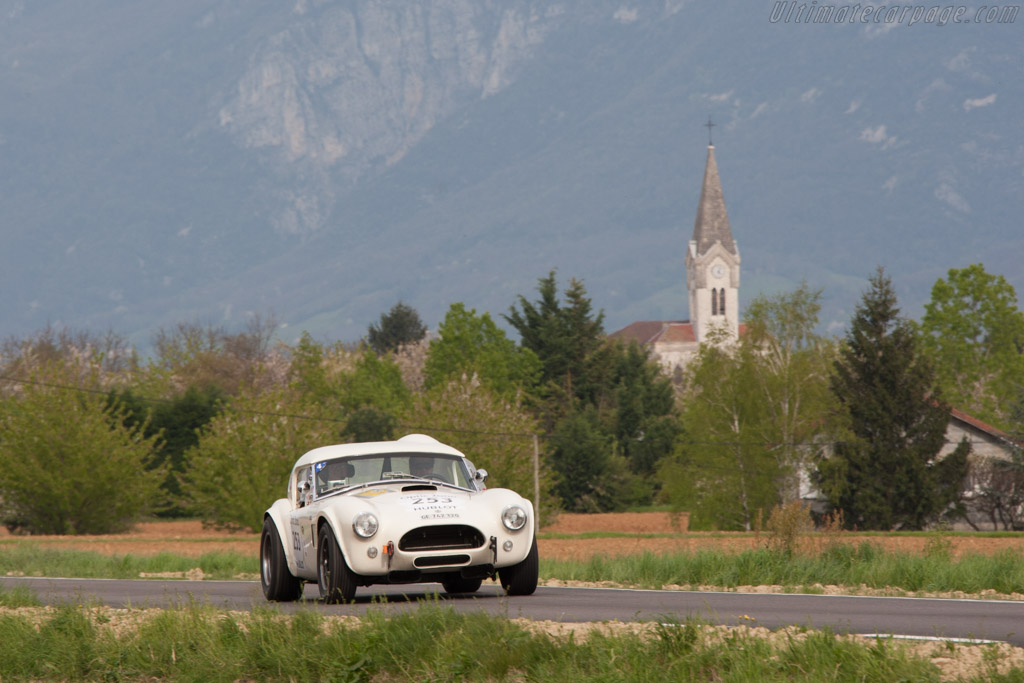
[[705, 116, 715, 146]]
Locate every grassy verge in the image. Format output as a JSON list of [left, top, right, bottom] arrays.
[[0, 545, 257, 580], [3, 542, 1024, 596], [0, 583, 42, 607], [0, 591, 996, 682], [540, 543, 1024, 595], [538, 530, 1024, 539]]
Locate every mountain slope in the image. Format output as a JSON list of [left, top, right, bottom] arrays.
[[1, 0, 1020, 347]]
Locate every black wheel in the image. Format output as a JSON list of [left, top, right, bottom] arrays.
[[318, 525, 357, 603], [498, 536, 538, 596], [442, 577, 483, 595], [260, 518, 303, 602]]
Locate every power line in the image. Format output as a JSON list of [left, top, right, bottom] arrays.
[[0, 373, 1012, 447], [0, 373, 535, 438]]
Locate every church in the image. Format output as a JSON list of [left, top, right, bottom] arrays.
[[609, 141, 744, 371], [609, 138, 1024, 529]]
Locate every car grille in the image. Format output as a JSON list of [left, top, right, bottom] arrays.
[[399, 525, 485, 551]]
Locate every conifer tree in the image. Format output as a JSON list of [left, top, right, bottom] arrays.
[[367, 301, 427, 355], [818, 268, 969, 530], [504, 270, 604, 396], [505, 272, 677, 510]]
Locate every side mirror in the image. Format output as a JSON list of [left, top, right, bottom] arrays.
[[474, 468, 488, 483]]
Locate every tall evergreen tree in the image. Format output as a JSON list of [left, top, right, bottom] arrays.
[[504, 270, 604, 398], [367, 301, 427, 355], [817, 268, 969, 530], [505, 272, 677, 510]]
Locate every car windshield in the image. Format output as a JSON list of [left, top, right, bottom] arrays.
[[314, 452, 475, 495]]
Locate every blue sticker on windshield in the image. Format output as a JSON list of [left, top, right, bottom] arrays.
[[315, 462, 326, 472]]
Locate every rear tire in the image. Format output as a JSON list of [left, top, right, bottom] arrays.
[[442, 577, 483, 594], [260, 518, 303, 602], [498, 536, 538, 596], [318, 526, 358, 603]]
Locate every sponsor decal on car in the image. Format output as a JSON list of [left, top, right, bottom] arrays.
[[421, 512, 461, 520], [400, 494, 462, 512]]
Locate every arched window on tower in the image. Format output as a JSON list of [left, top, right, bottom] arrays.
[[719, 288, 726, 316], [711, 288, 718, 316]]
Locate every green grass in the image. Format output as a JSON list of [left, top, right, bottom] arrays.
[[540, 543, 1024, 595], [540, 530, 682, 540], [0, 583, 41, 607], [0, 597, 977, 682], [536, 532, 1024, 540], [0, 545, 257, 580], [4, 540, 1024, 596]]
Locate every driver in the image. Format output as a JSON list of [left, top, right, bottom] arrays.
[[410, 456, 435, 479]]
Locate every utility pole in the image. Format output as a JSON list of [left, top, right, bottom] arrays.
[[532, 433, 540, 528]]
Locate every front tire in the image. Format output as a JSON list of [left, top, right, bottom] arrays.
[[318, 525, 358, 603], [442, 577, 483, 594], [498, 536, 538, 596], [260, 518, 303, 602]]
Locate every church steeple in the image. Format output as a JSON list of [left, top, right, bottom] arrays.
[[691, 145, 737, 257], [685, 142, 740, 344]]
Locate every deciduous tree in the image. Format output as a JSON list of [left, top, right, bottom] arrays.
[[401, 375, 553, 517], [182, 386, 337, 531], [339, 348, 412, 416], [659, 284, 836, 529], [424, 303, 540, 397], [0, 361, 162, 534], [108, 385, 224, 515], [743, 283, 837, 501], [659, 341, 779, 530], [150, 315, 283, 396], [918, 263, 1024, 430]]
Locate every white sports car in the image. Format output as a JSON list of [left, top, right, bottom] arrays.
[[260, 434, 538, 602]]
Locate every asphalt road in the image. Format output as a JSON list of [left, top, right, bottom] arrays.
[[2, 577, 1021, 645]]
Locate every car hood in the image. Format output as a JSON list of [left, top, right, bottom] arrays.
[[316, 481, 527, 527], [340, 482, 474, 510]]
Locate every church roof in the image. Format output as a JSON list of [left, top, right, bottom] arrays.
[[608, 321, 684, 345], [609, 321, 696, 345], [691, 145, 736, 256], [608, 320, 747, 346]]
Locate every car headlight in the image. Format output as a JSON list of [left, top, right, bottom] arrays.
[[352, 512, 379, 538], [501, 505, 528, 531]]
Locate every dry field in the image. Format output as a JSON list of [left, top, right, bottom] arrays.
[[3, 512, 1023, 559]]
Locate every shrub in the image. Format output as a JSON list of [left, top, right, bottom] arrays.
[[0, 362, 163, 534], [181, 386, 337, 531], [763, 501, 815, 556]]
